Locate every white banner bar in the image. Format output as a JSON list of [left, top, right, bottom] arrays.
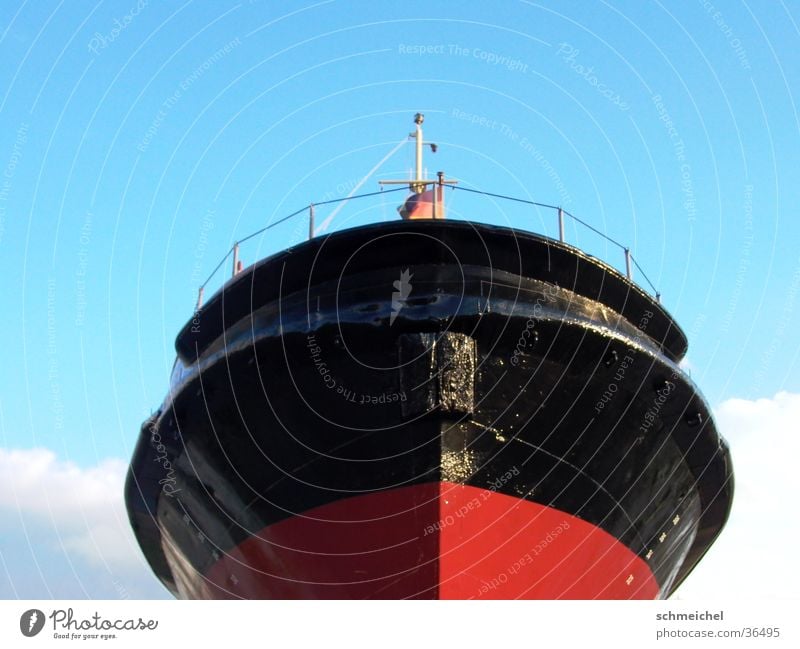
[[1, 600, 796, 648]]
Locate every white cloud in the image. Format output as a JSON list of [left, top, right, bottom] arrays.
[[675, 391, 800, 599], [0, 447, 167, 598]]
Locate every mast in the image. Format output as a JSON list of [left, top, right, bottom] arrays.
[[379, 113, 457, 218], [413, 112, 425, 194]]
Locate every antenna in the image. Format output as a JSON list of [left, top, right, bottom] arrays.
[[412, 112, 425, 193], [379, 113, 458, 219]]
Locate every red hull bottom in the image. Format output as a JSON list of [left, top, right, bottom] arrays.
[[186, 483, 658, 599]]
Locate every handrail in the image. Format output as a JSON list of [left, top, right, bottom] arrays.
[[193, 184, 662, 309], [195, 187, 408, 308], [450, 186, 661, 302]]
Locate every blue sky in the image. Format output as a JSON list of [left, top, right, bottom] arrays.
[[0, 1, 797, 599]]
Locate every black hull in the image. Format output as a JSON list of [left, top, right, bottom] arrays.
[[126, 220, 733, 598]]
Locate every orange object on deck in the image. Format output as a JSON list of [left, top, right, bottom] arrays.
[[399, 187, 445, 220]]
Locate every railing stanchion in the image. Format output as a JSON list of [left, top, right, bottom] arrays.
[[232, 242, 240, 277], [196, 287, 204, 310], [558, 207, 565, 242], [309, 204, 315, 239], [624, 247, 632, 280], [437, 171, 448, 220]]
